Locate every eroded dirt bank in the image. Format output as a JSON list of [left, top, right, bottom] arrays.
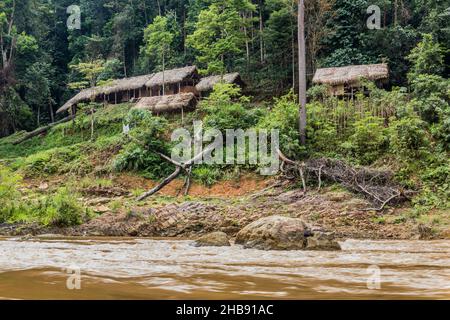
[[1, 175, 448, 240]]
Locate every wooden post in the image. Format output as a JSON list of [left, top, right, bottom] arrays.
[[181, 106, 184, 124]]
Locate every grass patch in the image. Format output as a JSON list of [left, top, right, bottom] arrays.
[[0, 165, 89, 226]]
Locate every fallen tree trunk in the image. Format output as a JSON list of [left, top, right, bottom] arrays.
[[277, 149, 408, 211], [12, 115, 76, 145], [136, 144, 216, 201]]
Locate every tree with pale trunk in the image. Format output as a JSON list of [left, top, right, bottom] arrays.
[[143, 15, 176, 95], [298, 0, 307, 145]]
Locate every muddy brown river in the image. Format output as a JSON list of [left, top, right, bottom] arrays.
[[0, 237, 449, 299]]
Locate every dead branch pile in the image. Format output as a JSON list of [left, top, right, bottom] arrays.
[[277, 149, 408, 211]]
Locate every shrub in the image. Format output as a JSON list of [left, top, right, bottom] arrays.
[[306, 101, 339, 155], [192, 166, 222, 187], [388, 114, 431, 159], [202, 83, 262, 131], [113, 110, 172, 178], [0, 165, 23, 222], [258, 90, 303, 158], [36, 187, 86, 227], [0, 166, 88, 226], [342, 115, 388, 165]]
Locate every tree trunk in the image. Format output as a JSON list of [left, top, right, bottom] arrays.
[[244, 13, 250, 68], [291, 20, 296, 90], [156, 0, 161, 15], [298, 0, 307, 145], [37, 105, 40, 128], [394, 0, 398, 26], [123, 47, 127, 77], [49, 97, 54, 123], [259, 0, 264, 63], [90, 107, 94, 140], [162, 51, 165, 96]]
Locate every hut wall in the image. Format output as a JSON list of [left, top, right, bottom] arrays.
[[164, 86, 176, 95], [180, 86, 199, 96], [140, 87, 150, 97], [151, 87, 160, 96], [329, 84, 345, 96]]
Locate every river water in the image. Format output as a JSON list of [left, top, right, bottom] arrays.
[[0, 237, 449, 299]]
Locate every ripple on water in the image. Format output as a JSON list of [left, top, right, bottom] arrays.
[[0, 238, 449, 299]]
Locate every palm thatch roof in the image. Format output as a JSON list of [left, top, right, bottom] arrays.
[[102, 74, 154, 95], [312, 64, 389, 86], [133, 93, 197, 113], [57, 66, 197, 114], [145, 66, 198, 88], [56, 87, 100, 114], [196, 72, 243, 92], [56, 74, 154, 114]]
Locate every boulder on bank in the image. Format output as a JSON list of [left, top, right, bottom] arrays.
[[305, 232, 341, 251], [235, 216, 309, 250], [235, 215, 341, 251], [194, 231, 231, 247]]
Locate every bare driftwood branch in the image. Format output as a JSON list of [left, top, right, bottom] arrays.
[[137, 144, 216, 201], [276, 148, 406, 210], [137, 167, 182, 201]]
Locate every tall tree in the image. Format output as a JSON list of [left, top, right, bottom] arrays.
[[143, 15, 176, 95], [187, 0, 255, 75], [298, 0, 306, 145], [68, 60, 105, 139]]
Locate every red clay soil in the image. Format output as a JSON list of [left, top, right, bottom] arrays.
[[112, 173, 272, 197]]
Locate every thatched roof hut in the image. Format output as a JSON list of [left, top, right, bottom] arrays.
[[56, 74, 154, 114], [196, 72, 244, 93], [56, 88, 100, 114], [102, 74, 154, 95], [57, 66, 199, 114], [133, 93, 197, 114], [145, 66, 198, 88], [312, 64, 389, 86]]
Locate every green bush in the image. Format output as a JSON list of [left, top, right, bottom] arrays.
[[192, 166, 222, 187], [113, 110, 173, 178], [258, 90, 303, 158], [306, 101, 339, 155], [202, 83, 262, 131], [342, 115, 388, 165], [36, 187, 86, 227], [0, 166, 87, 226], [388, 114, 431, 159], [0, 165, 24, 222]]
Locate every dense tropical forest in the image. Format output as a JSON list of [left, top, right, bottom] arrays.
[[0, 0, 448, 133], [0, 0, 448, 237]]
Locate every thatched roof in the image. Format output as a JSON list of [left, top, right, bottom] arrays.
[[57, 66, 197, 114], [56, 74, 154, 114], [102, 74, 154, 95], [56, 88, 99, 113], [145, 66, 198, 88], [133, 93, 197, 113], [196, 72, 243, 92], [312, 64, 389, 86]]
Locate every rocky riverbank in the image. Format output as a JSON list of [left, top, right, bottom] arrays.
[[0, 180, 447, 241]]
